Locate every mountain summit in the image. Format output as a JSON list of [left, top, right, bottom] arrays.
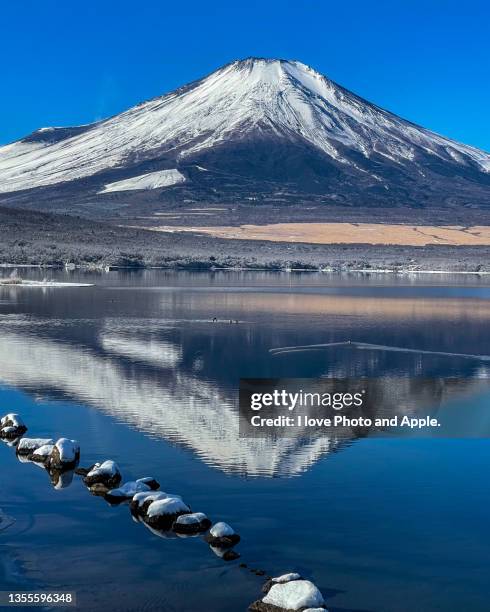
[[0, 58, 489, 216]]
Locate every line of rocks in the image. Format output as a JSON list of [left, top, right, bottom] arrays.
[[1, 415, 242, 561], [2, 414, 330, 611]]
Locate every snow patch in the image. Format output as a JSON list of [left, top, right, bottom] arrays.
[[272, 573, 301, 584], [99, 169, 185, 193]]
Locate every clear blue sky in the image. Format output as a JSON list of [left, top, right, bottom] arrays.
[[1, 0, 489, 150]]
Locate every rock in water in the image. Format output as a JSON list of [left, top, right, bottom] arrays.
[[105, 478, 160, 503], [136, 476, 160, 491], [16, 438, 54, 457], [250, 577, 326, 611], [172, 512, 211, 535], [47, 438, 80, 470], [205, 522, 240, 547], [83, 460, 122, 489], [0, 414, 27, 439], [145, 497, 191, 530], [130, 491, 170, 518], [31, 444, 55, 463]]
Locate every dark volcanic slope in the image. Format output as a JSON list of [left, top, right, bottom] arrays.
[[0, 58, 488, 219]]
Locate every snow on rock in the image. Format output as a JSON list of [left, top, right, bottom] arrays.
[[99, 169, 185, 193], [0, 414, 25, 428], [107, 476, 160, 501], [210, 522, 235, 537], [252, 579, 325, 611], [272, 573, 301, 584], [173, 511, 211, 534], [48, 438, 80, 470], [31, 444, 55, 463], [175, 512, 208, 525], [130, 491, 170, 517], [205, 521, 240, 547], [136, 476, 160, 490], [106, 479, 152, 500], [145, 496, 191, 530], [83, 460, 122, 489], [132, 491, 168, 507], [147, 497, 190, 517], [16, 437, 54, 456], [0, 414, 27, 438]]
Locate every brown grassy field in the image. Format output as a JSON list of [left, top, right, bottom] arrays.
[[150, 222, 490, 246]]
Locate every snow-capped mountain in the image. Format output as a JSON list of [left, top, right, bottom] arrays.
[[0, 58, 489, 216]]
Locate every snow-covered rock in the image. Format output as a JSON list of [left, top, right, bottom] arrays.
[[135, 476, 160, 491], [47, 438, 80, 470], [250, 579, 326, 612], [0, 414, 27, 438], [16, 437, 54, 456], [83, 460, 122, 489], [172, 511, 211, 534], [106, 477, 159, 502], [205, 521, 240, 547], [145, 496, 190, 530], [31, 443, 55, 463], [130, 491, 169, 517]]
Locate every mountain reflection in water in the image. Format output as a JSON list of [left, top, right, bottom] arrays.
[[1, 270, 490, 477]]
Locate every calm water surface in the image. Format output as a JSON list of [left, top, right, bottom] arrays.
[[0, 270, 489, 612]]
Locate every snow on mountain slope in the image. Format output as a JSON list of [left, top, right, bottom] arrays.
[[0, 58, 489, 212], [100, 169, 185, 193]]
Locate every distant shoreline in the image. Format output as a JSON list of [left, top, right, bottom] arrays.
[[1, 205, 489, 274], [1, 263, 490, 276]]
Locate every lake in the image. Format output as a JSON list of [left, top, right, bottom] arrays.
[[1, 269, 489, 612]]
